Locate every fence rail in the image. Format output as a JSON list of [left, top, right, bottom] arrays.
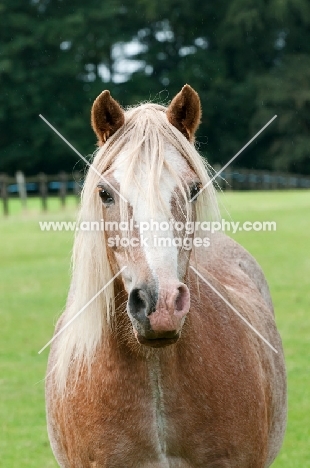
[[213, 167, 310, 191], [1, 169, 310, 216]]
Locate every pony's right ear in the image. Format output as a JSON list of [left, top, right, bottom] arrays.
[[91, 90, 125, 145]]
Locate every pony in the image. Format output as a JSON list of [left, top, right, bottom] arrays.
[[46, 85, 287, 467]]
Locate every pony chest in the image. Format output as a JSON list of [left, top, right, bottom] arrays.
[[97, 356, 193, 465]]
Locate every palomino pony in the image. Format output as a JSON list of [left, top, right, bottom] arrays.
[[46, 85, 287, 467]]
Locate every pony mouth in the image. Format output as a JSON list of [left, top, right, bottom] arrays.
[[137, 333, 179, 348]]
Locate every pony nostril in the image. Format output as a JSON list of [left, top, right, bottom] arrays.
[[175, 285, 189, 312], [130, 288, 146, 308], [128, 286, 157, 319], [129, 288, 147, 318]]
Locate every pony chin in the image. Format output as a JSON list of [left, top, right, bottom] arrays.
[[133, 326, 180, 348]]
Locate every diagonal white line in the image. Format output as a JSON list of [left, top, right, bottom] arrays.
[[190, 115, 277, 202], [39, 114, 128, 203], [38, 266, 127, 354], [190, 265, 278, 353]]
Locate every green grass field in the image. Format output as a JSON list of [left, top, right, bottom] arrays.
[[0, 192, 309, 467]]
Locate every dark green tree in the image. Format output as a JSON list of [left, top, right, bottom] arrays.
[[1, 0, 310, 175], [0, 0, 144, 174], [127, 0, 310, 172]]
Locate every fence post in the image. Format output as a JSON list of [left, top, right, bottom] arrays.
[[73, 172, 82, 204], [59, 171, 67, 208], [0, 173, 9, 216], [38, 173, 48, 211], [16, 171, 27, 210]]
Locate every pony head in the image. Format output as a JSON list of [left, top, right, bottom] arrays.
[[89, 85, 216, 347]]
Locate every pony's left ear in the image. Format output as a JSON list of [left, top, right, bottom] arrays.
[[166, 84, 201, 142], [91, 90, 125, 145]]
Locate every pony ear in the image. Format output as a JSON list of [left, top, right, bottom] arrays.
[[91, 90, 125, 145], [166, 84, 201, 141]]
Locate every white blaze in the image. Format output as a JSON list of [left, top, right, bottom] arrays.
[[114, 143, 188, 282]]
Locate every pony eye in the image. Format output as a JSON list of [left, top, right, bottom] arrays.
[[189, 182, 202, 201], [98, 189, 114, 206]]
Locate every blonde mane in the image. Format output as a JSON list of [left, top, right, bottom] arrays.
[[52, 103, 219, 393]]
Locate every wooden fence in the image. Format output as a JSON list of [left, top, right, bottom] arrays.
[[0, 171, 81, 216], [213, 166, 310, 191], [1, 169, 310, 216]]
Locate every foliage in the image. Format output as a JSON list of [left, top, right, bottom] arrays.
[[0, 0, 310, 174]]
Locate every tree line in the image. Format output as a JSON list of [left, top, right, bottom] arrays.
[[1, 0, 310, 175]]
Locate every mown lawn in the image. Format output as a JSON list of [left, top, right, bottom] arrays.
[[0, 191, 309, 467], [0, 199, 75, 468]]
